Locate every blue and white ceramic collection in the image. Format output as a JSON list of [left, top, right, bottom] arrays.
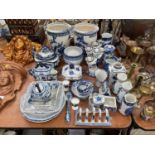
[[63, 46, 83, 65], [71, 80, 94, 99], [119, 93, 137, 116]]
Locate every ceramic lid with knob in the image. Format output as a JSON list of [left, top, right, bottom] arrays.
[[117, 73, 127, 82], [122, 81, 133, 91]]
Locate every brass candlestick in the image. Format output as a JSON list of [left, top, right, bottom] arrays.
[[127, 63, 137, 79]]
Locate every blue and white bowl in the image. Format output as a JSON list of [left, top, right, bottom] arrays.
[[71, 80, 94, 99], [45, 22, 71, 46], [63, 46, 83, 65], [73, 23, 99, 45]]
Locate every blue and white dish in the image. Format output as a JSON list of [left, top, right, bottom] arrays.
[[101, 33, 113, 45], [32, 46, 59, 67], [71, 80, 94, 99], [45, 22, 71, 46], [63, 46, 83, 65], [104, 45, 115, 56], [73, 23, 99, 45], [20, 81, 66, 123], [62, 64, 82, 81]]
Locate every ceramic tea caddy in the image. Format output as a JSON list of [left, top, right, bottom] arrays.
[[71, 80, 94, 99], [29, 63, 58, 81], [20, 81, 66, 123], [109, 62, 126, 85], [32, 46, 59, 67], [113, 73, 127, 94], [117, 81, 133, 105], [89, 93, 117, 112], [75, 107, 111, 126], [73, 23, 99, 46], [45, 22, 71, 46], [62, 64, 82, 81]]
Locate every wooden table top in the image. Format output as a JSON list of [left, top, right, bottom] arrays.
[[0, 54, 132, 129]]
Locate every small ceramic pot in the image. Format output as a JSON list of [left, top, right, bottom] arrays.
[[117, 81, 133, 104], [101, 33, 113, 45], [104, 44, 116, 56], [119, 93, 137, 116], [71, 97, 80, 110], [45, 22, 71, 46], [73, 23, 99, 45]]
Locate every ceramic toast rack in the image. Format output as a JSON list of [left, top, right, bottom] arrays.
[[75, 107, 112, 126]]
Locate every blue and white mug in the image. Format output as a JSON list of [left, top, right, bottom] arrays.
[[119, 93, 137, 116]]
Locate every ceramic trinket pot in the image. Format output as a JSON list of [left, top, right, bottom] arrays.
[[32, 46, 59, 67], [0, 61, 27, 111], [73, 23, 99, 46], [20, 81, 66, 123], [109, 62, 126, 85], [71, 80, 94, 99], [119, 93, 137, 116], [1, 35, 41, 66], [62, 64, 82, 81], [63, 46, 83, 65], [113, 73, 127, 94], [71, 97, 80, 110], [117, 81, 133, 105], [29, 63, 58, 81], [89, 93, 117, 112], [45, 22, 71, 46]]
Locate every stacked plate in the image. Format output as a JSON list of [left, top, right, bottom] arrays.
[[20, 81, 66, 123]]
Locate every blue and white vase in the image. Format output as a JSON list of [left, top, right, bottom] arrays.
[[101, 32, 113, 46]]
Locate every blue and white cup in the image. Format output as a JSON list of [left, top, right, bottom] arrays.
[[101, 33, 113, 46], [119, 93, 137, 116], [45, 22, 71, 46]]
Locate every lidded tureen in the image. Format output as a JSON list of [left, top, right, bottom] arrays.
[[62, 64, 82, 80], [29, 63, 57, 81], [32, 46, 59, 67]]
